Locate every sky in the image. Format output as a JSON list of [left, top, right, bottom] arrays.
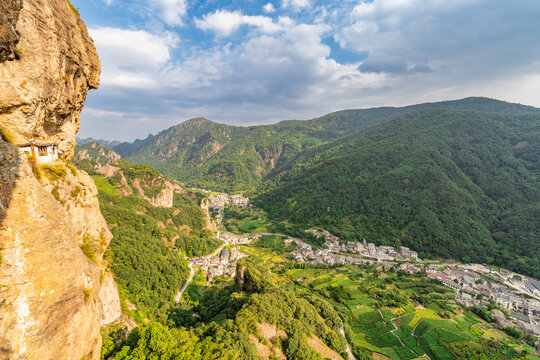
[[72, 0, 540, 141]]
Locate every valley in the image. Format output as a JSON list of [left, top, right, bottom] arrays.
[[2, 2, 538, 359], [89, 164, 539, 359], [72, 98, 540, 360]]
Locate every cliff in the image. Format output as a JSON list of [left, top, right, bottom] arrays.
[[0, 0, 100, 159], [0, 1, 121, 359]]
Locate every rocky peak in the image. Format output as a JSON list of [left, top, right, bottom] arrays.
[[0, 0, 100, 159]]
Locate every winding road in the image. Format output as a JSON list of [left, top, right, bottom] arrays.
[[175, 264, 195, 302], [175, 206, 227, 303], [174, 242, 228, 302], [339, 327, 357, 360], [377, 310, 432, 360]]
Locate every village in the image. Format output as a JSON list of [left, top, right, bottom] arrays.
[[292, 230, 540, 341], [186, 193, 252, 283], [190, 232, 252, 283], [189, 193, 540, 343]]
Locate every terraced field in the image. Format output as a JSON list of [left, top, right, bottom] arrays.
[[285, 266, 539, 360]]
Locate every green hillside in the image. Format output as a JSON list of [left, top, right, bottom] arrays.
[[256, 110, 540, 277], [101, 238, 538, 360], [114, 98, 539, 192], [88, 160, 221, 321]]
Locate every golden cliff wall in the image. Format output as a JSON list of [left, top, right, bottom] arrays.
[[0, 0, 100, 159], [0, 1, 121, 359]]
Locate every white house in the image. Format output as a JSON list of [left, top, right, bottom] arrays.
[[17, 138, 59, 164]]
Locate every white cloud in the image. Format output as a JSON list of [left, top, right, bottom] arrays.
[[281, 0, 311, 11], [151, 0, 187, 26], [194, 10, 283, 37], [89, 27, 178, 88], [81, 1, 540, 141], [84, 108, 126, 118], [338, 0, 540, 78], [102, 0, 112, 5], [263, 3, 276, 13]]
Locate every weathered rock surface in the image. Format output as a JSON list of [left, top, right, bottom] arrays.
[[97, 272, 122, 326], [0, 0, 100, 159], [0, 151, 107, 360], [40, 163, 112, 251], [201, 197, 218, 232], [0, 1, 121, 359], [0, 0, 23, 62]]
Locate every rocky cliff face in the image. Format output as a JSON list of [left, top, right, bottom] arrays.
[[0, 0, 23, 62], [0, 149, 121, 360], [0, 0, 100, 159], [0, 1, 121, 359]]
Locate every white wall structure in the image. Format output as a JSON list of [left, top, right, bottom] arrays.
[[17, 139, 59, 164]]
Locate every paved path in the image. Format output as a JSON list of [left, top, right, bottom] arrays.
[[174, 242, 228, 302], [339, 327, 356, 360], [378, 310, 433, 360], [175, 263, 195, 302]]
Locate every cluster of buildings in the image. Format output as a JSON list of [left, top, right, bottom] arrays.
[[293, 239, 422, 275], [525, 280, 540, 296], [427, 264, 540, 340], [192, 246, 247, 283], [309, 229, 420, 261], [291, 229, 540, 340], [208, 194, 250, 208], [220, 231, 251, 245]]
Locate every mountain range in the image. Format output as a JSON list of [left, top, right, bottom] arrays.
[[77, 97, 540, 277]]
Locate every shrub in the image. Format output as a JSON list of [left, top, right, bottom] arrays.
[[71, 185, 82, 198], [51, 186, 62, 203], [80, 233, 97, 263], [83, 287, 92, 303], [41, 164, 67, 181], [13, 47, 23, 59], [26, 154, 42, 180], [501, 326, 523, 339], [67, 0, 80, 16], [66, 162, 77, 176]]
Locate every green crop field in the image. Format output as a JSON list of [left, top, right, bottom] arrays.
[[280, 262, 537, 360], [91, 175, 116, 196]]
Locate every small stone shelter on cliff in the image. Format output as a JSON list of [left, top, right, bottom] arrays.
[[17, 138, 59, 163]]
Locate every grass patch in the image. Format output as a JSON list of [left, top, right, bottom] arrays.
[[92, 176, 117, 196], [67, 0, 80, 15], [25, 154, 42, 180], [71, 185, 82, 198], [80, 233, 97, 263], [41, 164, 67, 181], [50, 185, 64, 205], [66, 162, 77, 176]]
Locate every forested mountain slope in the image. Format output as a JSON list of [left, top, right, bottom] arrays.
[[73, 141, 121, 172], [113, 98, 539, 192], [82, 159, 221, 320], [256, 109, 540, 277]]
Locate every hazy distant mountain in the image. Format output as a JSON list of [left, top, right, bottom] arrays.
[[76, 137, 122, 148]]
